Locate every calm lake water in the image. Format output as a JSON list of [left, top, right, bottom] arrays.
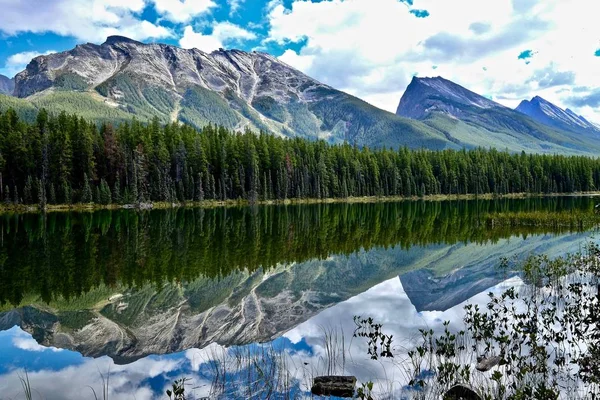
[[0, 198, 598, 399]]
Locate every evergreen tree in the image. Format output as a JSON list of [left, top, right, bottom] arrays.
[[24, 176, 33, 204], [196, 172, 204, 201], [113, 172, 121, 204], [49, 183, 56, 204], [1, 108, 600, 207], [100, 179, 112, 205], [38, 178, 47, 209], [94, 186, 101, 204], [81, 173, 93, 203]]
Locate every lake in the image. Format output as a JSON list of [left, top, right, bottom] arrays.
[[0, 197, 598, 399]]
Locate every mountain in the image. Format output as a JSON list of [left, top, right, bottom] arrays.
[[3, 36, 449, 150], [396, 76, 600, 155], [0, 74, 14, 96], [516, 96, 600, 135]]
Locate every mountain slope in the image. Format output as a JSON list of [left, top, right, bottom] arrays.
[[516, 96, 600, 136], [0, 74, 14, 96], [6, 36, 449, 150], [396, 76, 600, 155]]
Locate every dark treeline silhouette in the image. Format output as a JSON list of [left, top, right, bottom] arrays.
[[0, 197, 596, 307], [1, 109, 600, 206]]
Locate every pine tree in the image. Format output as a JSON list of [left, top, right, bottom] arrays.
[[94, 186, 101, 204], [81, 173, 93, 203], [208, 173, 216, 200], [38, 178, 47, 209], [131, 160, 139, 204], [113, 172, 121, 204], [100, 179, 112, 205], [4, 185, 10, 205], [49, 183, 56, 204], [24, 176, 33, 204], [196, 172, 204, 201]]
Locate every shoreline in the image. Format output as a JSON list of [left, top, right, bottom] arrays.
[[1, 191, 600, 214]]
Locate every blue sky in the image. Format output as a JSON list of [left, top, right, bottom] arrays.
[[0, 0, 599, 122]]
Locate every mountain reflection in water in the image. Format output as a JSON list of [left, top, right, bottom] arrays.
[[0, 198, 597, 398]]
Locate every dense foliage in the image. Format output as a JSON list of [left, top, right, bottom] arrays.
[[400, 246, 600, 399], [1, 108, 600, 206]]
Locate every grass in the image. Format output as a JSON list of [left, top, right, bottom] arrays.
[[19, 370, 33, 400], [484, 210, 600, 229]]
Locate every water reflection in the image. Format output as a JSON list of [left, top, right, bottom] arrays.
[[0, 198, 598, 398]]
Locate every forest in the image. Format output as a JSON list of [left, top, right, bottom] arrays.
[[1, 107, 600, 206]]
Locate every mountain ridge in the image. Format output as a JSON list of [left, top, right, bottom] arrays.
[[516, 95, 600, 135], [396, 76, 600, 155], [3, 38, 600, 154], [7, 36, 450, 150], [0, 74, 14, 96]]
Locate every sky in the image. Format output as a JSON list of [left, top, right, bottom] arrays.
[[0, 0, 599, 122]]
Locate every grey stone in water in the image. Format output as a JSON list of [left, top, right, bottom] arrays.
[[476, 355, 502, 372], [444, 384, 481, 400], [311, 376, 356, 398]]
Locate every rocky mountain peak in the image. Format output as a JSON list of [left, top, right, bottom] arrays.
[[103, 35, 144, 46], [396, 75, 501, 119], [516, 96, 600, 134], [0, 74, 14, 96], [8, 36, 446, 150]]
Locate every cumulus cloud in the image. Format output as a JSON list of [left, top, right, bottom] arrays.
[[0, 343, 182, 400], [3, 50, 56, 77], [228, 0, 244, 16], [469, 22, 492, 35], [150, 0, 216, 23], [526, 65, 575, 89], [423, 18, 547, 63], [0, 0, 171, 42], [12, 332, 62, 352], [512, 0, 539, 14], [179, 22, 257, 52], [265, 0, 600, 123], [565, 89, 600, 108]]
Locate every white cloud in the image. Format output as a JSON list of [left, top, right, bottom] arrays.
[[228, 0, 244, 16], [266, 0, 600, 124], [180, 22, 257, 52], [0, 0, 172, 43], [150, 0, 216, 23], [12, 333, 62, 352], [0, 345, 182, 400], [3, 50, 56, 77]]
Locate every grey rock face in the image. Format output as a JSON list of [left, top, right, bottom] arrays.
[[516, 96, 600, 135], [11, 36, 444, 149], [396, 76, 501, 119], [0, 74, 14, 96]]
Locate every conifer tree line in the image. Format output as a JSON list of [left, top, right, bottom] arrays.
[[1, 108, 599, 206]]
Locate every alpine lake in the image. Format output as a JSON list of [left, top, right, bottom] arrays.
[[0, 196, 598, 399]]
